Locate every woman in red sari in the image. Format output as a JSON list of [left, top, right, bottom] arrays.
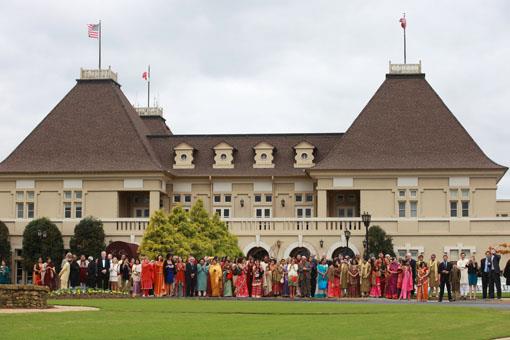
[[369, 260, 381, 298], [153, 255, 165, 297], [141, 256, 154, 297], [175, 257, 186, 297], [235, 260, 249, 297], [327, 261, 341, 298], [43, 257, 56, 291], [385, 258, 400, 299], [33, 257, 43, 285]]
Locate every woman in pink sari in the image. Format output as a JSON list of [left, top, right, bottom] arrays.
[[399, 261, 414, 300], [385, 258, 400, 299], [369, 260, 381, 298]]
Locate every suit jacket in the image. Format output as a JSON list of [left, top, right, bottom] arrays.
[[481, 256, 500, 274], [185, 262, 197, 280], [97, 258, 110, 276], [438, 261, 452, 282], [409, 259, 417, 282]]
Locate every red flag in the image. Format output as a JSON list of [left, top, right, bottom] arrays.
[[399, 17, 407, 29], [142, 71, 148, 80]]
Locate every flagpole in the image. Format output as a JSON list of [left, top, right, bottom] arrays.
[[99, 20, 102, 69], [147, 65, 151, 108], [403, 13, 406, 64]]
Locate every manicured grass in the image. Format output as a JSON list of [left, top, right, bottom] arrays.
[[1, 298, 509, 339]]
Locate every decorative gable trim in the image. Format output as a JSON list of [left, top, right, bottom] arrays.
[[213, 142, 234, 169], [293, 141, 315, 168], [253, 142, 275, 168], [173, 143, 195, 169]]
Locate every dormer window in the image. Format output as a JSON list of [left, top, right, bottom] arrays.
[[253, 142, 275, 168], [293, 141, 315, 168], [173, 142, 194, 169], [213, 142, 234, 169]]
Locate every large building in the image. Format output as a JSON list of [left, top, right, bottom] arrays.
[[1, 64, 509, 283]]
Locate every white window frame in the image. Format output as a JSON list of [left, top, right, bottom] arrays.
[[64, 202, 72, 219], [410, 201, 417, 218], [296, 207, 313, 218], [255, 207, 272, 218], [398, 201, 406, 218], [214, 207, 231, 218]]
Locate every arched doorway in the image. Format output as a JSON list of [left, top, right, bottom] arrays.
[[289, 247, 311, 258], [106, 241, 139, 259], [247, 247, 269, 260], [332, 247, 355, 260]]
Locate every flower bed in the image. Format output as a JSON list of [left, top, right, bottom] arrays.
[[49, 288, 130, 299]]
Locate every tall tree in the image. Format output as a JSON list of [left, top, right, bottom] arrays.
[[140, 200, 242, 259], [69, 217, 106, 258], [22, 218, 64, 271], [0, 220, 11, 263], [367, 225, 395, 257]]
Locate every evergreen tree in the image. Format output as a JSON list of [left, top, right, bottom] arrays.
[[0, 220, 11, 263], [22, 218, 64, 271], [140, 200, 242, 259], [367, 225, 395, 257], [69, 217, 106, 258]]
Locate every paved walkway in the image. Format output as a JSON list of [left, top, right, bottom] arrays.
[[0, 305, 99, 314]]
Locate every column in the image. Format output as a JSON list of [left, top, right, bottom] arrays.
[[149, 191, 160, 215], [317, 189, 328, 217]]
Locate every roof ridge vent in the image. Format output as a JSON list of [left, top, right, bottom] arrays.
[[80, 67, 118, 81], [388, 61, 422, 74]]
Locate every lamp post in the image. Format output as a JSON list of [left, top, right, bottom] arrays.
[[344, 229, 351, 251], [38, 229, 47, 262], [361, 211, 371, 260]]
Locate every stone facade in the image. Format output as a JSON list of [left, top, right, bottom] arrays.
[[0, 284, 49, 308]]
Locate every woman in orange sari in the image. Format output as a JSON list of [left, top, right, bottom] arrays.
[[175, 257, 186, 297], [153, 255, 165, 297], [33, 257, 44, 285], [417, 261, 429, 302]]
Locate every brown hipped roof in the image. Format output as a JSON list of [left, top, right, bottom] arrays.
[[0, 79, 163, 173], [314, 73, 507, 172]]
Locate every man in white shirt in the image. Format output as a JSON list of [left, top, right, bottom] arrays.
[[457, 252, 470, 299]]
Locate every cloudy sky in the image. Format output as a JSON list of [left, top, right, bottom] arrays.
[[0, 1, 509, 197]]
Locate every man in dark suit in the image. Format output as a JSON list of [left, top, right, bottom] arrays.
[[438, 254, 453, 302], [480, 250, 492, 299], [489, 248, 502, 299], [96, 251, 110, 290], [185, 256, 198, 297], [406, 253, 417, 297]]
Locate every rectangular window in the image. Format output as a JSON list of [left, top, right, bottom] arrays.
[[450, 189, 458, 200], [410, 190, 417, 198], [461, 249, 471, 257], [399, 190, 406, 198], [27, 191, 35, 201], [295, 194, 302, 202], [297, 208, 303, 218], [254, 194, 262, 203], [223, 208, 230, 218], [337, 194, 344, 202], [215, 208, 222, 216], [75, 191, 82, 200], [410, 201, 417, 217], [305, 194, 313, 202], [173, 194, 181, 203], [346, 208, 354, 217], [255, 208, 271, 218], [64, 191, 72, 200], [135, 209, 143, 217], [75, 203, 82, 219], [264, 208, 271, 218], [64, 203, 72, 218], [410, 250, 419, 259], [461, 189, 469, 199], [256, 208, 262, 218], [265, 194, 272, 203], [16, 203, 24, 218], [450, 249, 459, 260], [398, 201, 406, 217], [450, 201, 458, 217], [27, 203, 34, 219], [347, 194, 356, 203], [398, 249, 406, 258], [305, 208, 312, 218], [338, 208, 345, 217], [224, 195, 232, 203], [184, 194, 192, 203], [16, 191, 24, 201], [214, 195, 221, 203], [462, 201, 469, 217], [143, 209, 150, 218]]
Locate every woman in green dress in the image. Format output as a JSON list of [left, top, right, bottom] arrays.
[[223, 262, 233, 297], [0, 260, 10, 284], [197, 258, 209, 297]]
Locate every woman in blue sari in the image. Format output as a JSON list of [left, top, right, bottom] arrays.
[[197, 258, 209, 296], [316, 258, 328, 298]]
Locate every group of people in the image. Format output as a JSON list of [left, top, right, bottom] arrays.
[[2, 247, 509, 303]]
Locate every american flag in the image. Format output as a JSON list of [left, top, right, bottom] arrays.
[[399, 16, 407, 29], [87, 23, 100, 39]]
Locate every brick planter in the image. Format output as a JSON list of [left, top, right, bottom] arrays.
[[0, 284, 49, 309]]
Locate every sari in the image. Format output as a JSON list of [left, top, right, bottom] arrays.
[[197, 263, 209, 292], [141, 260, 154, 290], [417, 267, 429, 302], [399, 266, 413, 300], [175, 262, 186, 297], [348, 266, 360, 297], [316, 264, 328, 298], [385, 261, 400, 299], [282, 264, 289, 297], [33, 263, 43, 285], [271, 265, 283, 296], [44, 263, 56, 290], [369, 266, 381, 297], [209, 263, 223, 297], [327, 266, 341, 298], [235, 267, 249, 297], [153, 260, 165, 297], [223, 268, 233, 297], [252, 266, 263, 298]]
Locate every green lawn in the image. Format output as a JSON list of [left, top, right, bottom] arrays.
[[1, 298, 509, 340]]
